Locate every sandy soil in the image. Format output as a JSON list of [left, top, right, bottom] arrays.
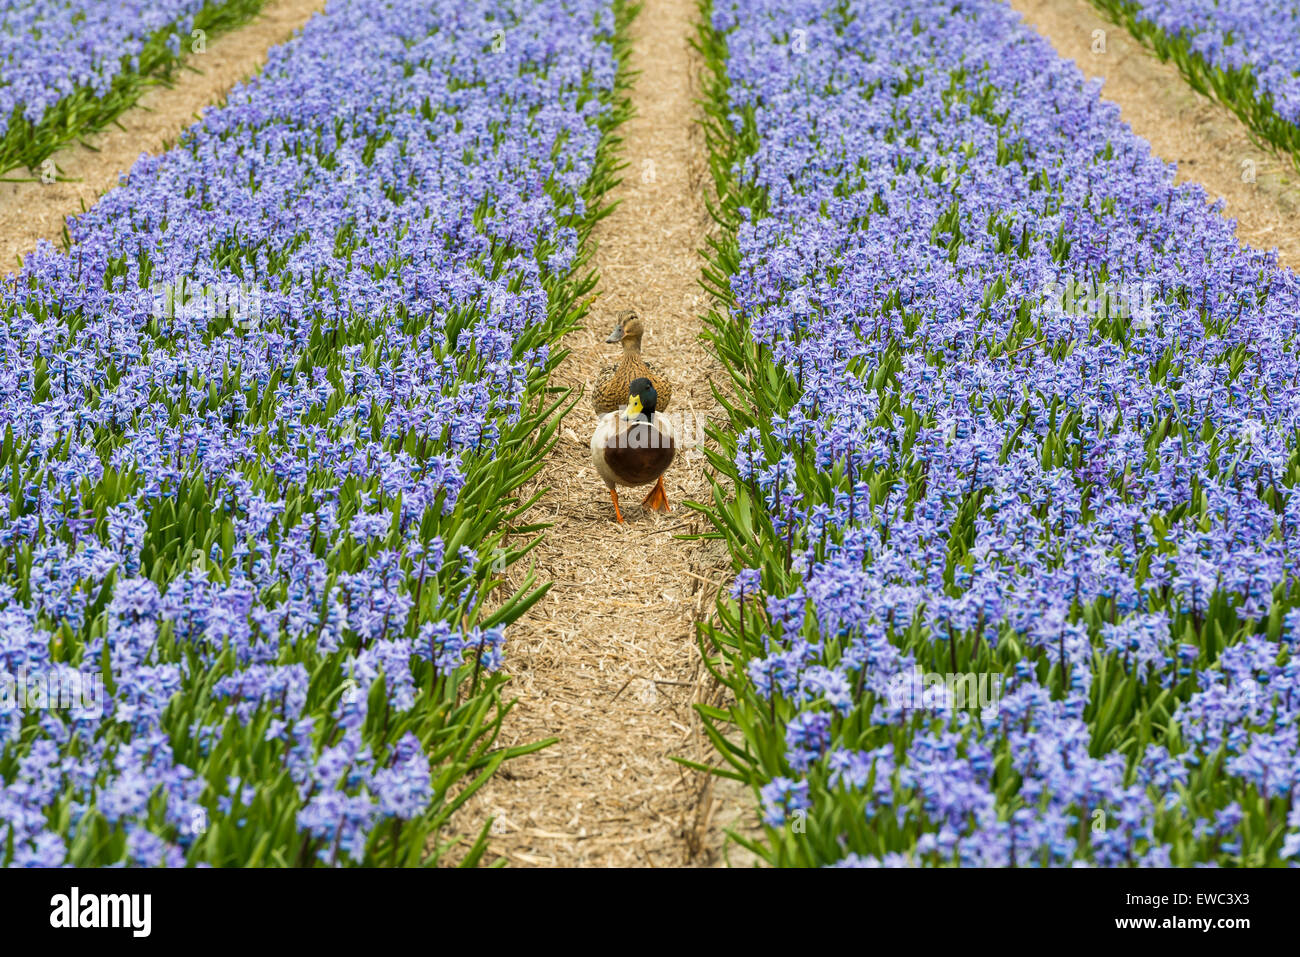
[[0, 0, 327, 274], [445, 0, 762, 867], [1007, 0, 1300, 270]]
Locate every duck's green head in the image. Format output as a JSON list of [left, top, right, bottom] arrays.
[[626, 377, 657, 419]]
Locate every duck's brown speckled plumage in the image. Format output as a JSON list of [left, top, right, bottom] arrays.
[[592, 311, 673, 415]]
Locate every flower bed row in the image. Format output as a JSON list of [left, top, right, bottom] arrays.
[[0, 0, 628, 866], [1087, 0, 1300, 163], [694, 0, 1300, 866], [0, 0, 271, 177]]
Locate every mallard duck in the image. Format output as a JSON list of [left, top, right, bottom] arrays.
[[592, 310, 673, 415], [590, 377, 676, 523]]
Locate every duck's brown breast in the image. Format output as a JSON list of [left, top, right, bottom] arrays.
[[603, 421, 675, 486]]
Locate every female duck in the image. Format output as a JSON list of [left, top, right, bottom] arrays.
[[590, 377, 675, 522], [592, 311, 673, 415]]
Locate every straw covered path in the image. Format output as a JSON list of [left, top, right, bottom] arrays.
[[446, 0, 759, 866]]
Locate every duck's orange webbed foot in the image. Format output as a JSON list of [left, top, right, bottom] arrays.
[[609, 487, 625, 523], [641, 476, 671, 513]]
